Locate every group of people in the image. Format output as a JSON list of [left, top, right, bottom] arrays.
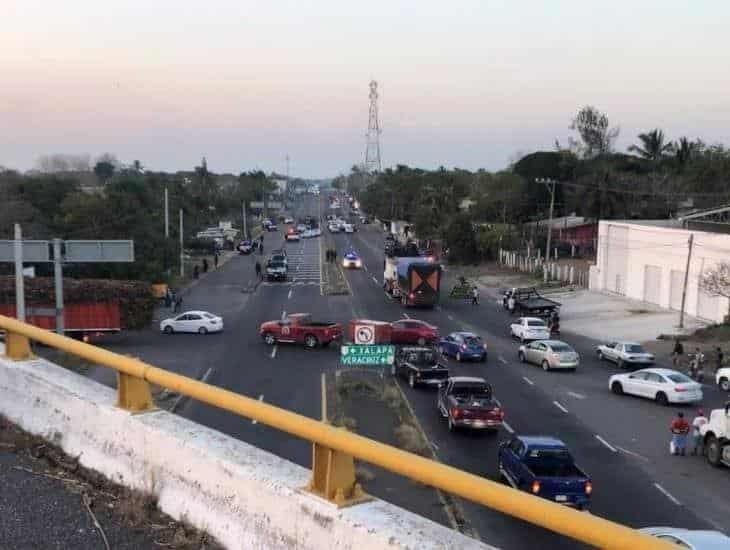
[[670, 410, 707, 456], [164, 288, 183, 313], [672, 340, 724, 371], [325, 249, 338, 263], [192, 251, 221, 280]]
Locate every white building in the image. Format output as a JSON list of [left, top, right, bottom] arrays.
[[589, 220, 730, 323]]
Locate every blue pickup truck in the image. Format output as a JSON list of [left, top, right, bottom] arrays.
[[498, 436, 592, 509]]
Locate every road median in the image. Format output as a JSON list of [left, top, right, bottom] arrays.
[[320, 232, 350, 296]]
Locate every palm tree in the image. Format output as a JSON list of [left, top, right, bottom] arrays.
[[628, 129, 673, 161], [673, 137, 697, 170]]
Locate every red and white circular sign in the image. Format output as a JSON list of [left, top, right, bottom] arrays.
[[354, 325, 375, 344]]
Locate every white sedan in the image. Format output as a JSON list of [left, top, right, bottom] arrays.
[[509, 317, 551, 343], [284, 217, 294, 224], [302, 228, 322, 238], [596, 341, 655, 369], [160, 311, 223, 335], [609, 368, 702, 406]]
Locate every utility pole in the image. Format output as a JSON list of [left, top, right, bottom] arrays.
[[53, 238, 64, 334], [13, 223, 25, 322], [242, 201, 248, 240], [679, 233, 694, 329], [537, 178, 557, 263], [164, 186, 169, 238], [179, 209, 184, 278]]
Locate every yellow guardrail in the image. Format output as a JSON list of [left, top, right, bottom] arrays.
[[0, 314, 671, 550]]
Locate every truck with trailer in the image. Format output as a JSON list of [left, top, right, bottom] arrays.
[[383, 257, 442, 308]]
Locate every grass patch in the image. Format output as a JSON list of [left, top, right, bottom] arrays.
[[692, 323, 730, 342], [394, 424, 431, 456]]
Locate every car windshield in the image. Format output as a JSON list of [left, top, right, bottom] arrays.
[[667, 373, 693, 384], [550, 343, 572, 352], [464, 336, 482, 346], [452, 384, 490, 398], [527, 320, 546, 327], [269, 261, 285, 268], [625, 344, 645, 353], [202, 313, 215, 319]]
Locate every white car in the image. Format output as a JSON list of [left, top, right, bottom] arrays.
[[510, 317, 550, 343], [343, 223, 354, 233], [160, 311, 223, 335], [296, 224, 307, 233], [284, 217, 294, 224], [596, 341, 655, 369], [609, 368, 702, 405], [303, 227, 321, 238], [328, 223, 340, 233], [640, 527, 730, 549], [716, 367, 730, 391], [285, 230, 300, 242]]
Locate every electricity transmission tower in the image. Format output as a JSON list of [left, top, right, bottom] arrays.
[[364, 80, 382, 173]]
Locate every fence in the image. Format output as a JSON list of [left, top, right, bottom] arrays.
[[0, 315, 671, 550], [498, 249, 590, 288]]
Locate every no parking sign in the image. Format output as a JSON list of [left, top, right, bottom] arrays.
[[354, 324, 375, 344]]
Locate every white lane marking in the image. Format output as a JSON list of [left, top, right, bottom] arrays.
[[594, 435, 617, 452], [616, 445, 650, 462], [402, 313, 411, 319], [431, 441, 440, 451], [553, 401, 569, 413], [252, 395, 265, 424], [567, 391, 586, 400], [654, 483, 681, 506], [371, 276, 379, 284], [502, 421, 515, 434], [498, 356, 507, 365], [281, 310, 287, 320], [363, 264, 368, 272], [522, 376, 534, 386], [287, 289, 293, 300], [271, 346, 278, 359], [200, 367, 213, 384], [447, 314, 454, 321]]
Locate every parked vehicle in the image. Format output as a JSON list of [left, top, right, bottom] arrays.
[[700, 408, 730, 468], [328, 223, 340, 233], [510, 317, 550, 343], [160, 310, 223, 335], [503, 287, 561, 317], [639, 527, 730, 548], [439, 332, 487, 362], [343, 223, 355, 233], [596, 341, 655, 369], [390, 319, 439, 345], [284, 216, 294, 224], [238, 240, 253, 254], [383, 257, 442, 307], [342, 250, 362, 269], [258, 313, 342, 349], [392, 347, 450, 388], [285, 228, 300, 242], [498, 436, 592, 510], [609, 368, 703, 405], [436, 377, 504, 432], [265, 258, 288, 281], [518, 340, 579, 371], [267, 223, 279, 232], [715, 367, 730, 391]]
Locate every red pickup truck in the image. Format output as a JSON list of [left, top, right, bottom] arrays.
[[259, 313, 342, 349]]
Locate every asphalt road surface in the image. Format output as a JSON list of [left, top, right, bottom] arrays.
[[96, 191, 729, 549]]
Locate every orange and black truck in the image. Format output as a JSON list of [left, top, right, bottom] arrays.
[[383, 256, 442, 308]]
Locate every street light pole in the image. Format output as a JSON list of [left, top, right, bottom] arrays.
[[179, 209, 184, 278], [537, 178, 557, 262], [164, 186, 169, 238], [13, 223, 25, 322]]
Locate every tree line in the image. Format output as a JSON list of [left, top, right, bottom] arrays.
[[349, 106, 730, 262]]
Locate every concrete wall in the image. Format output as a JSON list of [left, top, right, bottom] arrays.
[[0, 348, 492, 550], [590, 221, 730, 323]]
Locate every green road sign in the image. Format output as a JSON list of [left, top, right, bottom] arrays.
[[340, 344, 395, 366]]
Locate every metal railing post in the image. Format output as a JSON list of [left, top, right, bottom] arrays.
[[4, 331, 32, 360], [116, 371, 156, 413], [308, 440, 369, 507]]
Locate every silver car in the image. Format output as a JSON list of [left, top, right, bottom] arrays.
[[596, 341, 654, 369], [518, 340, 579, 371]]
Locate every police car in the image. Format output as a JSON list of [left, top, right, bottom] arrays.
[[342, 250, 362, 269]]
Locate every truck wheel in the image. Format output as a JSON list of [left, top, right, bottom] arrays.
[[409, 373, 416, 388], [304, 334, 319, 349], [655, 392, 668, 406], [720, 378, 730, 392], [706, 435, 722, 467], [163, 325, 174, 335], [263, 332, 276, 345], [611, 382, 623, 395]]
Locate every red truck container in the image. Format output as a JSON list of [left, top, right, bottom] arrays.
[[347, 319, 393, 345], [0, 302, 121, 340]]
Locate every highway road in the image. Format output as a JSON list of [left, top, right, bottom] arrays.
[[98, 191, 729, 549]]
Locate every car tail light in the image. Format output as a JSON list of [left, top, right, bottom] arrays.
[[409, 293, 415, 299], [451, 408, 461, 419], [674, 387, 687, 392], [585, 481, 593, 495], [531, 480, 541, 494], [493, 408, 504, 419]]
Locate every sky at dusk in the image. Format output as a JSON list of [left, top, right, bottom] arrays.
[[2, 1, 729, 178]]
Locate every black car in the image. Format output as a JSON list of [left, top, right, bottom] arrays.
[[391, 347, 449, 388], [265, 259, 287, 281]]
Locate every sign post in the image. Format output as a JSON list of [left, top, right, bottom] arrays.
[[340, 345, 395, 367]]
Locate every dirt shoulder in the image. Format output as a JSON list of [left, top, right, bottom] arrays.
[[0, 416, 223, 550]]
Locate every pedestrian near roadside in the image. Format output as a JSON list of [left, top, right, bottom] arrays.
[[164, 288, 172, 309], [202, 258, 209, 273], [691, 409, 708, 455], [193, 264, 199, 279], [716, 347, 724, 373], [214, 251, 219, 269], [672, 339, 684, 367], [173, 294, 183, 314], [471, 286, 479, 305], [255, 260, 261, 279], [332, 249, 337, 264], [670, 412, 690, 456], [259, 242, 264, 255], [507, 295, 516, 315]]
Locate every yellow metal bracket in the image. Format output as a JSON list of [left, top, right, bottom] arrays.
[[116, 371, 156, 413], [307, 440, 371, 507], [4, 332, 32, 361]]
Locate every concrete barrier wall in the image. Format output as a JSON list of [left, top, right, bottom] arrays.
[[0, 347, 492, 550]]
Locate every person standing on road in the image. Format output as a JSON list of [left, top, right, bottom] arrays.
[[259, 242, 264, 255], [255, 260, 261, 279], [715, 347, 724, 373], [214, 251, 219, 269], [670, 412, 690, 456], [471, 286, 479, 305], [507, 294, 516, 315], [691, 409, 708, 455], [173, 293, 183, 314], [672, 339, 684, 367], [193, 264, 199, 279], [202, 258, 209, 273]]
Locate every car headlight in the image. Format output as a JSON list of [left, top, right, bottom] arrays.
[[355, 260, 362, 267]]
